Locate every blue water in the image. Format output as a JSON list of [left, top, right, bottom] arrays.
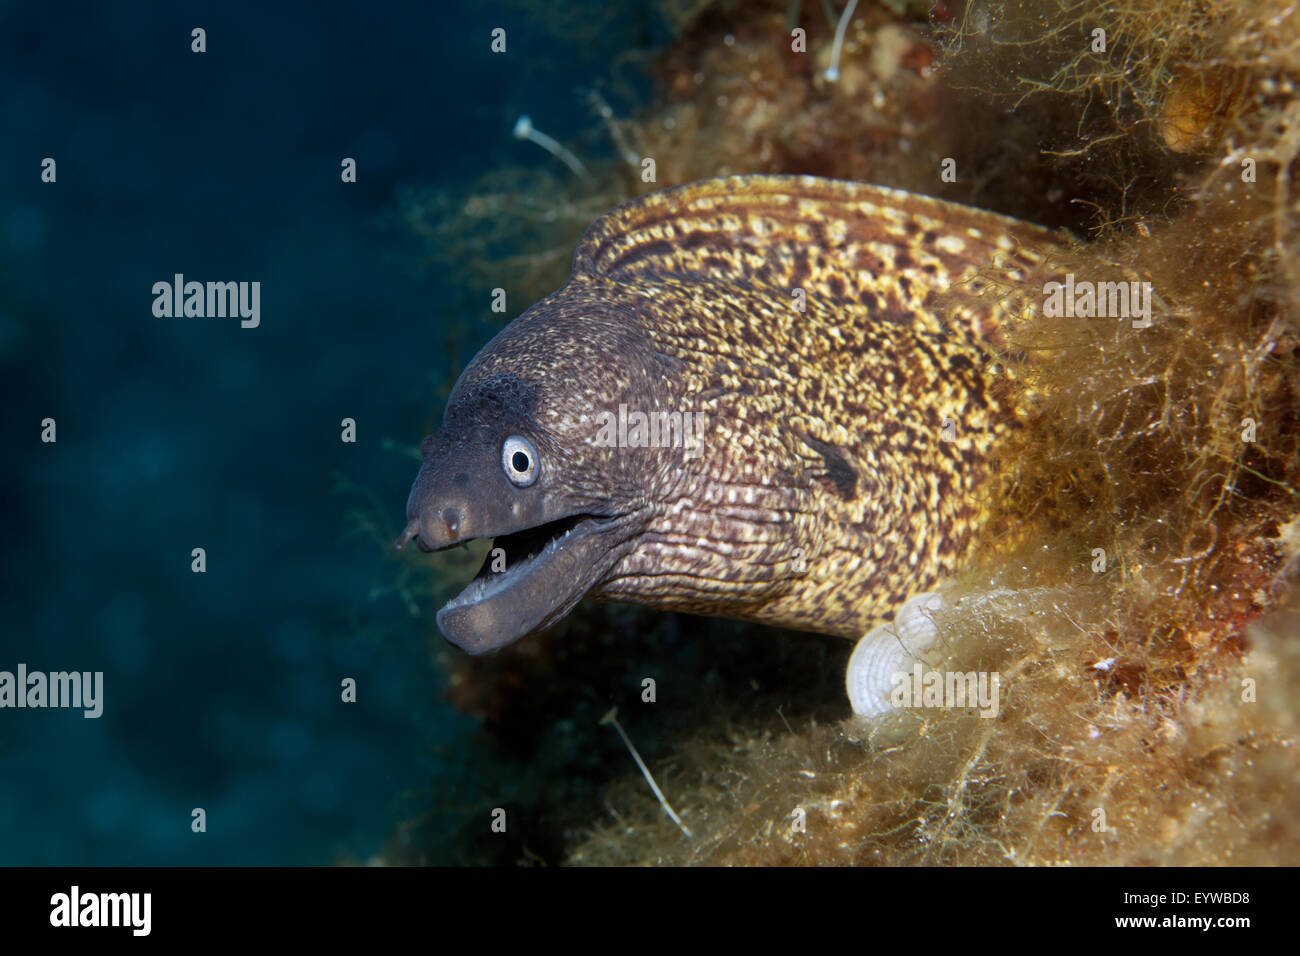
[[0, 0, 662, 864]]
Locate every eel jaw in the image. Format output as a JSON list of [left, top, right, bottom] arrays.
[[432, 512, 628, 654]]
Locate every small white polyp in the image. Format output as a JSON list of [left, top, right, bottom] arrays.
[[846, 591, 944, 717]]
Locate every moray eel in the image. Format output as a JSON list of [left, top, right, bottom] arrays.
[[398, 175, 1065, 654]]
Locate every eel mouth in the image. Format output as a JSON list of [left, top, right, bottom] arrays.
[[428, 512, 621, 654]]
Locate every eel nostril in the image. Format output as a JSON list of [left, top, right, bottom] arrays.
[[442, 507, 461, 537]]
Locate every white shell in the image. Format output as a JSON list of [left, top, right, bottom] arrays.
[[846, 591, 944, 718]]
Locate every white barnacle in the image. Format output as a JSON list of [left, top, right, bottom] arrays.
[[846, 591, 944, 717]]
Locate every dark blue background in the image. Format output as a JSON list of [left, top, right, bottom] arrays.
[[0, 0, 661, 864]]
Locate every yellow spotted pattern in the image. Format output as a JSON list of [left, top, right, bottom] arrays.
[[566, 176, 1066, 638]]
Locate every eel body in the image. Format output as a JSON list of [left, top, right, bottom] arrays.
[[398, 175, 1065, 653]]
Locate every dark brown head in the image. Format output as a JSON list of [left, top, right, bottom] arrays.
[[397, 287, 688, 653]]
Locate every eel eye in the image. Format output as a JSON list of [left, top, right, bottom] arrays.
[[502, 435, 539, 487]]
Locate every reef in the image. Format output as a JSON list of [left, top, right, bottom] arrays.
[[389, 0, 1300, 866]]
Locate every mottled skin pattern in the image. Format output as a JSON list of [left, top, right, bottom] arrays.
[[403, 175, 1066, 650]]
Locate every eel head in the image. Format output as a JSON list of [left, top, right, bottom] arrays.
[[397, 293, 673, 654]]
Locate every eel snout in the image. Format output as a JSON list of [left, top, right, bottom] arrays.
[[400, 454, 479, 553]]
